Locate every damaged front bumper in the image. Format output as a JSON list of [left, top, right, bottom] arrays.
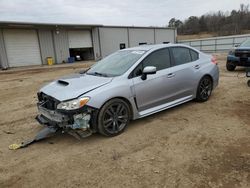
[[9, 95, 98, 150], [36, 103, 97, 139]]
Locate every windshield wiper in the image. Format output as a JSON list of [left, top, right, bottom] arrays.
[[94, 72, 109, 77], [79, 68, 90, 74], [88, 72, 109, 77]]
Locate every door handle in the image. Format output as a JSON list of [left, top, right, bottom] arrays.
[[194, 65, 200, 69], [167, 73, 175, 78]]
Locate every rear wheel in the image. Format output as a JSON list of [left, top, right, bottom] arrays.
[[98, 99, 130, 137], [247, 80, 250, 87], [196, 76, 213, 102], [226, 61, 236, 71]]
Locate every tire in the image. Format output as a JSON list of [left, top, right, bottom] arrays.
[[196, 76, 213, 102], [226, 61, 236, 71], [247, 80, 250, 87], [97, 98, 131, 137]]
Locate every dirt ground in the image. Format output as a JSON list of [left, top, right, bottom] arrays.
[[0, 54, 249, 188]]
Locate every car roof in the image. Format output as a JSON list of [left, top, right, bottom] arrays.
[[121, 43, 190, 52]]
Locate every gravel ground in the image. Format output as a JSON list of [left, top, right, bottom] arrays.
[[0, 54, 249, 188]]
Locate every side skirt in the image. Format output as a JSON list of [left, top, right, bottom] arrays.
[[138, 95, 193, 118]]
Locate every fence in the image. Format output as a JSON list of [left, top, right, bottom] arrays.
[[178, 34, 250, 53]]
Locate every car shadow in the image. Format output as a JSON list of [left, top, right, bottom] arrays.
[[127, 100, 196, 131]]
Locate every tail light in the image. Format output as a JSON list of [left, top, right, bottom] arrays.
[[211, 56, 217, 65]]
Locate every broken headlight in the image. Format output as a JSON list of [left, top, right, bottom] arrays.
[[57, 97, 90, 110]]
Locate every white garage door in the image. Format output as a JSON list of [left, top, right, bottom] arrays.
[[68, 30, 92, 48], [3, 29, 42, 67]]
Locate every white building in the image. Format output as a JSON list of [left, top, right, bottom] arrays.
[[0, 21, 176, 69]]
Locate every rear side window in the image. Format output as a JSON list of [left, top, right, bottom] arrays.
[[171, 47, 192, 66], [142, 48, 171, 71], [190, 49, 199, 61]]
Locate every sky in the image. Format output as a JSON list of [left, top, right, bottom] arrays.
[[0, 0, 249, 26]]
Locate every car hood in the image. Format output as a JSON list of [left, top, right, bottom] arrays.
[[40, 73, 113, 101]]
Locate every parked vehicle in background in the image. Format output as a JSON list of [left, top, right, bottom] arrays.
[[36, 44, 219, 137], [227, 39, 250, 71], [246, 67, 250, 87]]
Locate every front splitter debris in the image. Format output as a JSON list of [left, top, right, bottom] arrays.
[[9, 126, 58, 150]]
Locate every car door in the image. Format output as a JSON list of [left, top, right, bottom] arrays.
[[130, 48, 176, 112], [169, 47, 200, 100]]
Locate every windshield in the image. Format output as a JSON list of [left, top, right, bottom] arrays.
[[240, 39, 250, 47], [87, 50, 145, 77]]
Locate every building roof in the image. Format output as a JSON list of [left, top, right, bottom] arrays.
[[0, 21, 175, 30], [0, 21, 102, 29]]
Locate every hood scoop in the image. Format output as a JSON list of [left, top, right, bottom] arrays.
[[57, 80, 69, 86]]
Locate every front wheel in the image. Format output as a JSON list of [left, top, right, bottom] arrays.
[[98, 99, 131, 137], [196, 76, 213, 102]]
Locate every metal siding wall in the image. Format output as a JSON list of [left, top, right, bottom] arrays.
[[91, 28, 101, 60], [99, 27, 128, 57], [0, 29, 8, 68], [38, 29, 55, 65], [53, 30, 69, 64], [128, 28, 154, 47], [155, 29, 175, 44]]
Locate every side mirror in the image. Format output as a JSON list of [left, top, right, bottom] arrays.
[[234, 44, 240, 48], [141, 66, 157, 80]]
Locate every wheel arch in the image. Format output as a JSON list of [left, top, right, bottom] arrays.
[[195, 74, 213, 98], [195, 74, 214, 102], [98, 96, 134, 120]]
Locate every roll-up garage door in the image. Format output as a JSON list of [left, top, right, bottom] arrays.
[[68, 30, 92, 48], [3, 29, 42, 67]]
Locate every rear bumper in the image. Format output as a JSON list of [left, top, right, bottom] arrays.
[[211, 65, 219, 89], [227, 55, 250, 66]]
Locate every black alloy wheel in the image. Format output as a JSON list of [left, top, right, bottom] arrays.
[[196, 76, 213, 102], [98, 99, 130, 136]]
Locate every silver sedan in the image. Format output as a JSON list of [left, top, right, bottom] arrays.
[[37, 44, 219, 137]]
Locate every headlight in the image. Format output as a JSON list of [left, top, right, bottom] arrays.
[[57, 97, 90, 110]]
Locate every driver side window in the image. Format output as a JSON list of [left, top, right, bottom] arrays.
[[133, 63, 143, 77], [130, 48, 171, 78], [143, 48, 171, 71]]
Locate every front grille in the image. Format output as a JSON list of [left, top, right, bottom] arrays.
[[37, 92, 58, 110], [235, 50, 250, 58]]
